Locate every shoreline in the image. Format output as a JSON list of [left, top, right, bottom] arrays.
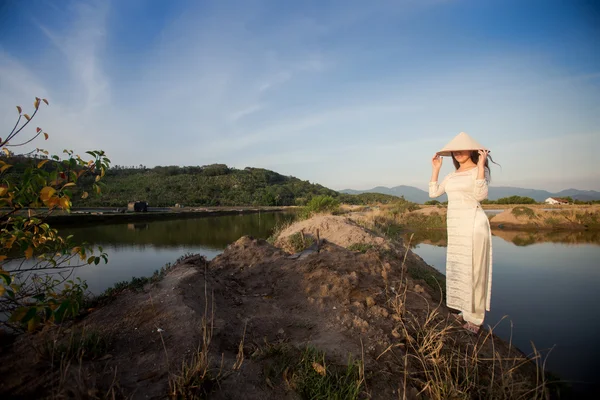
[[38, 206, 296, 227]]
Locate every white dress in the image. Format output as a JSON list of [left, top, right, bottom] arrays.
[[429, 167, 492, 325]]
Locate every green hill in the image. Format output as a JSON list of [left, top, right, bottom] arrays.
[[2, 156, 402, 207], [73, 164, 401, 207], [76, 164, 334, 207]]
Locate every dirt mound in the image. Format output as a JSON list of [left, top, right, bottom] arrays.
[[0, 217, 546, 399], [489, 207, 592, 230], [275, 215, 386, 252]]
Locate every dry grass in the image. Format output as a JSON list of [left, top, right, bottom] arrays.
[[167, 278, 246, 399], [374, 234, 551, 400], [33, 325, 126, 399]]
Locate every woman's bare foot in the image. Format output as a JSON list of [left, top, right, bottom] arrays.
[[463, 322, 480, 334]]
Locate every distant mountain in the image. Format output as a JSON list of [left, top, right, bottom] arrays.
[[340, 185, 600, 203], [340, 186, 435, 204]]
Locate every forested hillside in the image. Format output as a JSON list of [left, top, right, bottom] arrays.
[[2, 156, 400, 207]]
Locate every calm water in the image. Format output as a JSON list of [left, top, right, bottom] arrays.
[[12, 212, 600, 396], [409, 231, 600, 397], [55, 212, 295, 295]]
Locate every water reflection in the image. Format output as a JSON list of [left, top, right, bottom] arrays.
[[57, 212, 296, 250], [405, 229, 600, 248]]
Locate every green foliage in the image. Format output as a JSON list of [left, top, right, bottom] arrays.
[[0, 98, 110, 332], [300, 195, 340, 219], [48, 164, 339, 207], [337, 192, 399, 205], [495, 196, 537, 205], [424, 200, 440, 205], [511, 206, 536, 219], [373, 218, 404, 240], [389, 198, 420, 216], [294, 347, 363, 400], [400, 213, 446, 229]]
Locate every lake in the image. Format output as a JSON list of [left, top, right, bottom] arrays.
[[409, 230, 600, 398], [9, 212, 600, 396]]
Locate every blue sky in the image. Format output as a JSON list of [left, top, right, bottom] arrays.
[[1, 0, 599, 192]]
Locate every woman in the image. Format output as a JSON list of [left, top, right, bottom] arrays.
[[429, 132, 495, 334]]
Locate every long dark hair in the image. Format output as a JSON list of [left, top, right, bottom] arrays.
[[451, 151, 500, 180]]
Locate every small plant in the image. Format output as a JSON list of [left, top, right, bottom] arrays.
[[252, 343, 363, 400], [294, 347, 363, 400], [287, 232, 315, 253], [511, 206, 536, 219], [267, 220, 294, 245], [347, 243, 374, 253], [39, 328, 110, 364]]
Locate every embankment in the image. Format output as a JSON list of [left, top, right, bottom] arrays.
[[363, 205, 600, 231]]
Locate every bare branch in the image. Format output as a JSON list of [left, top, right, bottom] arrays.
[[4, 107, 40, 144]]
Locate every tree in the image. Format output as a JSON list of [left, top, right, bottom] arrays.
[[0, 98, 110, 332]]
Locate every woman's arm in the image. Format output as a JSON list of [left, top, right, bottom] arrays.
[[429, 175, 448, 198], [429, 154, 447, 198], [474, 150, 490, 201]]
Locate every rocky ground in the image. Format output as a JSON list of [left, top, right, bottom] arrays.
[[0, 215, 553, 399]]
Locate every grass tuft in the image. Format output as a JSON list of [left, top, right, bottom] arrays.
[[287, 231, 315, 253], [252, 342, 363, 400], [38, 328, 109, 364]]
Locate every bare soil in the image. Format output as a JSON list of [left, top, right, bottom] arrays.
[[0, 216, 544, 400], [275, 215, 387, 252]]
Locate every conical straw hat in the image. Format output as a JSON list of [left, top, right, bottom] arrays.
[[436, 132, 489, 157]]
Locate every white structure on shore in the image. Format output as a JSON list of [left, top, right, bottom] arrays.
[[544, 197, 569, 205]]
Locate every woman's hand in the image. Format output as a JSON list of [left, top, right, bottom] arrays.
[[477, 149, 489, 167], [432, 154, 443, 170]]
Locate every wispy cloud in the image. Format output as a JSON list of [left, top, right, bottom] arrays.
[[37, 0, 110, 113]]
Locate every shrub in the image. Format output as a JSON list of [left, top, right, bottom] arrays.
[[511, 207, 536, 219], [300, 195, 340, 219], [389, 200, 420, 216]]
